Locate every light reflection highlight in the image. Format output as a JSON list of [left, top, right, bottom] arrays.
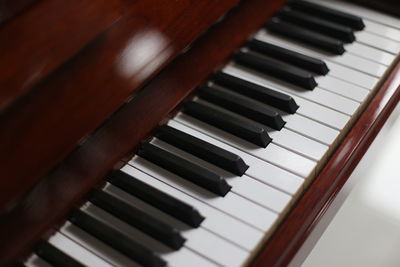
[[116, 29, 172, 83]]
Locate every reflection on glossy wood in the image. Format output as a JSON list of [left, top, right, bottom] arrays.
[[0, 0, 240, 213], [0, 0, 122, 111], [252, 61, 400, 267], [0, 0, 285, 265]]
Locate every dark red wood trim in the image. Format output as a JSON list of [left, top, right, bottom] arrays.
[[0, 0, 122, 111], [251, 60, 400, 267], [0, 0, 38, 26], [0, 0, 241, 213], [0, 0, 285, 265]]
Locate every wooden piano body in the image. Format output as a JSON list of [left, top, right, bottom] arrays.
[[0, 0, 399, 266]]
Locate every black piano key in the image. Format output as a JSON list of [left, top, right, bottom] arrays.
[[183, 100, 272, 147], [69, 209, 166, 267], [246, 39, 329, 75], [108, 170, 205, 228], [138, 143, 232, 197], [36, 241, 84, 267], [198, 86, 285, 130], [155, 125, 249, 176], [288, 0, 365, 30], [89, 188, 186, 250], [235, 50, 317, 90], [213, 72, 299, 114], [277, 7, 355, 43], [266, 18, 345, 55]]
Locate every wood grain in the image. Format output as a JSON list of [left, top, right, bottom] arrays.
[[0, 0, 122, 111], [0, 0, 240, 213], [251, 61, 400, 267]]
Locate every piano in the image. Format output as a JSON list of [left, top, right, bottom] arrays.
[[0, 0, 399, 266]]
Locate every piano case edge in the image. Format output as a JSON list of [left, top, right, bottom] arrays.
[[251, 57, 400, 267], [1, 0, 399, 264]]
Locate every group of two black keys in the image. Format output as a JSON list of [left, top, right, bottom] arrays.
[[267, 0, 364, 55]]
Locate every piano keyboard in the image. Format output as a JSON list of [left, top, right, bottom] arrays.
[[24, 1, 399, 266]]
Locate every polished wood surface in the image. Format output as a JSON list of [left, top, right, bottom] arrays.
[[0, 0, 38, 25], [0, 0, 286, 265], [0, 0, 122, 111], [0, 0, 240, 213], [252, 61, 400, 267]]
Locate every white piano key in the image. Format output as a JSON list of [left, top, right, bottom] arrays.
[[227, 176, 291, 213], [258, 97, 341, 146], [163, 247, 219, 267], [294, 97, 350, 130], [104, 182, 264, 251], [59, 222, 139, 267], [83, 203, 228, 267], [255, 32, 381, 89], [331, 53, 387, 78], [315, 75, 369, 102], [283, 114, 339, 146], [356, 31, 400, 55], [363, 19, 400, 42], [187, 228, 249, 266], [173, 113, 316, 178], [167, 120, 304, 196], [25, 255, 52, 267], [225, 64, 359, 116], [48, 232, 113, 267], [125, 161, 279, 231], [221, 65, 350, 130], [182, 227, 248, 267], [346, 42, 396, 66], [206, 85, 340, 145], [327, 61, 379, 90], [310, 0, 400, 30], [268, 128, 328, 161], [226, 64, 359, 115], [194, 98, 328, 161], [151, 138, 292, 213]]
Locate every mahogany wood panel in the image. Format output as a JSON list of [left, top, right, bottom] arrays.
[[0, 0, 286, 265], [252, 61, 400, 267], [0, 0, 38, 26], [0, 0, 122, 111], [0, 0, 241, 213]]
